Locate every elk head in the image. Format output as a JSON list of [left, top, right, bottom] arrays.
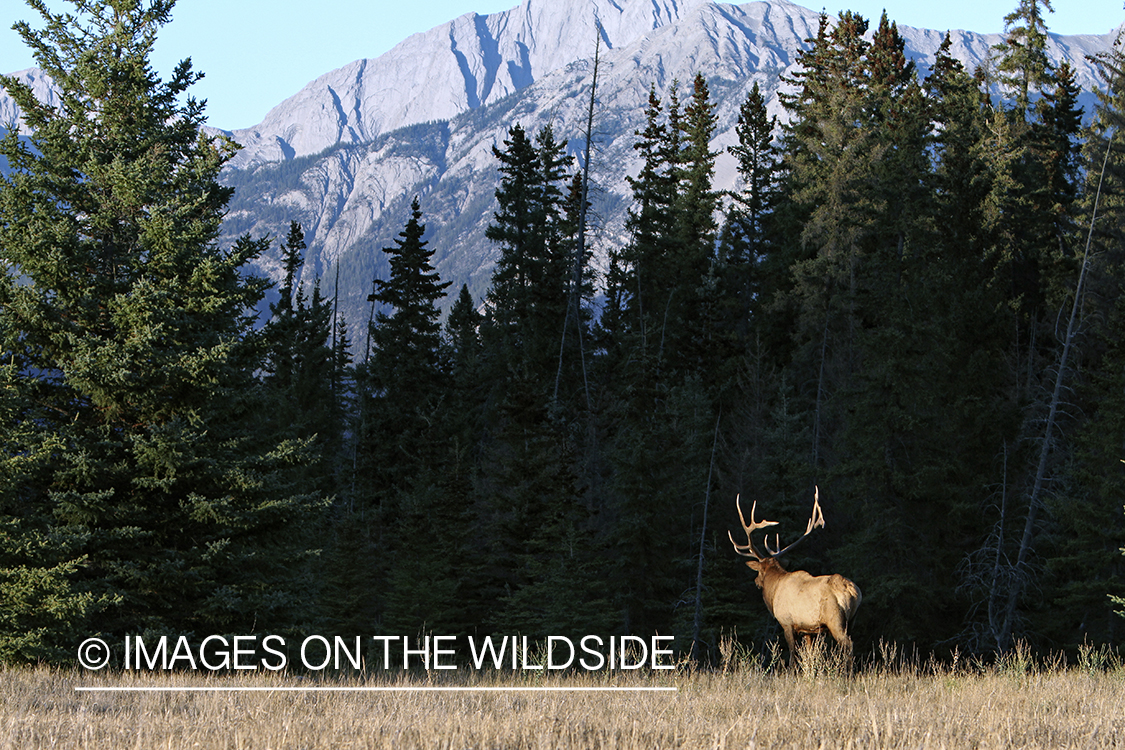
[[728, 487, 825, 584]]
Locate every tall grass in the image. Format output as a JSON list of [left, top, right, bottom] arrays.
[[3, 646, 1123, 748]]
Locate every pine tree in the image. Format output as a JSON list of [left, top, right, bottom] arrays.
[[720, 81, 784, 354], [0, 0, 324, 654], [484, 124, 575, 384], [261, 222, 339, 479], [994, 0, 1055, 112], [358, 197, 452, 515], [1036, 35, 1125, 649]]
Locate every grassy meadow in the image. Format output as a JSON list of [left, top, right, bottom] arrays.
[[3, 642, 1124, 749]]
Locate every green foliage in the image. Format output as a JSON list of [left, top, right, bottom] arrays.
[[0, 0, 325, 658], [369, 198, 452, 393], [1042, 36, 1125, 643], [1, 0, 1122, 667], [484, 123, 576, 383]]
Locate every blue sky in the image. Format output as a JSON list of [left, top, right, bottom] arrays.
[[2, 0, 1121, 130]]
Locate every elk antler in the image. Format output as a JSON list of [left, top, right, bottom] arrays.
[[728, 494, 779, 561], [729, 487, 825, 560], [763, 486, 825, 557]]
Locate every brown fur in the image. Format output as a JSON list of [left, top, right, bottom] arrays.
[[747, 557, 862, 664]]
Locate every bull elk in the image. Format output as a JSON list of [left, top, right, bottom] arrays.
[[729, 488, 861, 664]]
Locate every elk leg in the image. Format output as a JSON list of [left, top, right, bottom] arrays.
[[782, 624, 798, 666], [825, 610, 853, 661]]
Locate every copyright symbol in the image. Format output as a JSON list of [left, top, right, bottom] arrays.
[[78, 638, 111, 670]]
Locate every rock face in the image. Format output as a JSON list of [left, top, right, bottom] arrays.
[[0, 68, 60, 130], [215, 0, 1114, 344], [222, 0, 716, 169], [0, 68, 61, 173], [2, 0, 1117, 347]]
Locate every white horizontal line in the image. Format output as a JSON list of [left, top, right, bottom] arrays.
[[75, 686, 678, 693]]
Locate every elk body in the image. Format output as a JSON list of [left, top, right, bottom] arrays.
[[729, 489, 861, 664]]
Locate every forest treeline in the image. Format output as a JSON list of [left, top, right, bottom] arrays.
[[1, 0, 1124, 666]]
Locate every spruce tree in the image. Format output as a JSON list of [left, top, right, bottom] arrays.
[[958, 0, 1086, 652], [605, 84, 678, 368], [994, 0, 1055, 112], [485, 124, 575, 383], [989, 0, 1080, 330], [769, 9, 1025, 647], [356, 198, 467, 636], [1036, 36, 1125, 649], [720, 81, 784, 354], [608, 76, 723, 383], [926, 33, 993, 260], [262, 222, 339, 481], [358, 197, 452, 517], [0, 0, 323, 654], [676, 74, 720, 266], [369, 198, 451, 394], [446, 284, 483, 382]]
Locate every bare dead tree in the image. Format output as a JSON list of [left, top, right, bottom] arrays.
[[989, 137, 1114, 652], [553, 22, 600, 410], [691, 411, 722, 663]]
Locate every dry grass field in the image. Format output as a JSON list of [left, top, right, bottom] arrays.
[[3, 641, 1124, 749]]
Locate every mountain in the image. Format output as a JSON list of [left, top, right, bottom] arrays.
[[222, 0, 719, 170], [214, 0, 1114, 345], [3, 0, 1118, 348], [0, 68, 60, 174]]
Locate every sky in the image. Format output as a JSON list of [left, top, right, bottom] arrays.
[[1, 0, 1121, 130]]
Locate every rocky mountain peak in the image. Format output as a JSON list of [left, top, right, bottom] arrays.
[[222, 0, 730, 169]]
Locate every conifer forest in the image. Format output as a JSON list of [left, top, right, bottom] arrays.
[[1, 0, 1124, 667]]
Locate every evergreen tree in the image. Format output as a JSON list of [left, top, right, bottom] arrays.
[[607, 76, 722, 384], [1036, 35, 1125, 649], [720, 81, 785, 356], [261, 222, 339, 486], [958, 0, 1087, 653], [926, 33, 993, 262], [354, 198, 469, 636], [672, 74, 723, 380], [446, 284, 484, 382], [994, 0, 1055, 112], [369, 198, 451, 394], [596, 76, 728, 641], [604, 84, 679, 369], [473, 122, 602, 635], [676, 74, 720, 266], [768, 9, 1024, 648], [988, 0, 1081, 331], [357, 197, 451, 519], [484, 123, 575, 383], [0, 0, 323, 654]]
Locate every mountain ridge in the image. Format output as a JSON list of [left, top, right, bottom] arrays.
[[211, 0, 1114, 344], [2, 0, 1118, 351], [221, 0, 722, 169]]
